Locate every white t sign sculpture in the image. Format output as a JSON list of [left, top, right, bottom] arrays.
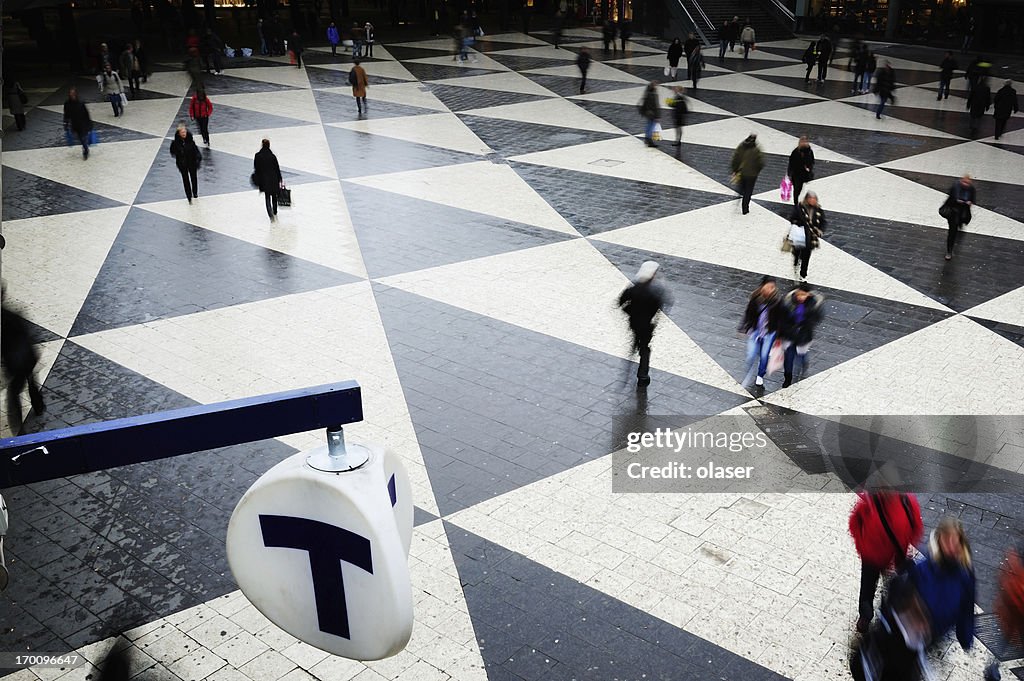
[[226, 426, 414, 660]]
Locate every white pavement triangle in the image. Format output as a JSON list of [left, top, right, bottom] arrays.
[[353, 81, 450, 111], [680, 116, 864, 163], [509, 136, 734, 194], [389, 37, 467, 50], [523, 62, 647, 84], [762, 166, 1024, 242], [327, 113, 491, 155], [3, 138, 165, 205], [689, 72, 826, 100], [565, 39, 662, 53], [879, 141, 1024, 186], [137, 181, 367, 278], [570, 85, 736, 116], [766, 315, 1024, 415], [487, 46, 582, 61], [209, 89, 323, 124], [749, 99, 965, 140], [980, 126, 1024, 146], [378, 238, 748, 396], [591, 201, 951, 312], [208, 124, 338, 179], [840, 84, 968, 111], [460, 97, 626, 134], [426, 71, 559, 97], [404, 52, 511, 72], [41, 97, 183, 138], [745, 62, 856, 82], [346, 161, 578, 236], [2, 207, 130, 337], [964, 285, 1024, 328], [136, 70, 193, 98], [309, 60, 419, 82], [224, 65, 312, 89], [475, 31, 550, 45], [74, 280, 438, 515]]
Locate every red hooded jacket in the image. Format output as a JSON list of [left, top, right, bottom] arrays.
[[849, 491, 923, 569], [189, 94, 213, 119]]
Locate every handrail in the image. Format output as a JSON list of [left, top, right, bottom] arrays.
[[692, 0, 715, 33], [674, 0, 711, 44], [766, 0, 796, 23]]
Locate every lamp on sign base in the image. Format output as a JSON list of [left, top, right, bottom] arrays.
[[226, 426, 414, 660]]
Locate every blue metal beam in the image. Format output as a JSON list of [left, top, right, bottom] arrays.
[[0, 381, 363, 487]]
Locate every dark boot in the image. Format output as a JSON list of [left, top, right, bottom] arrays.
[[782, 373, 792, 388]]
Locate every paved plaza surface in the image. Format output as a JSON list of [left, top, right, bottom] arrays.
[[3, 26, 1024, 681]]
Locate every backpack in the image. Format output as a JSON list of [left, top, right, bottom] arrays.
[[348, 69, 358, 86]]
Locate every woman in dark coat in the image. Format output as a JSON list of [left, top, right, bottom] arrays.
[[63, 87, 93, 159], [253, 138, 283, 221], [788, 190, 826, 282], [942, 175, 975, 260], [666, 38, 683, 80], [639, 81, 660, 147], [169, 123, 201, 202], [687, 44, 705, 90], [786, 135, 815, 205]]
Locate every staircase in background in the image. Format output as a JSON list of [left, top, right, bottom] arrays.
[[668, 0, 795, 44]]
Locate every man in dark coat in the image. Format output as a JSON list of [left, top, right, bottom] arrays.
[[730, 133, 764, 215], [576, 48, 591, 94], [993, 80, 1019, 140], [815, 35, 832, 82], [682, 33, 699, 80], [943, 175, 975, 260], [938, 51, 957, 100], [290, 30, 304, 68], [62, 87, 93, 159], [618, 261, 670, 388], [254, 138, 283, 221], [874, 61, 896, 119], [169, 124, 201, 202], [639, 81, 660, 147], [967, 77, 991, 137], [2, 297, 45, 436], [787, 135, 815, 205]]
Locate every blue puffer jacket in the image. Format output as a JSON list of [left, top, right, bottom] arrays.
[[907, 555, 976, 650]]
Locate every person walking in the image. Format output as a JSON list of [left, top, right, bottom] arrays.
[[350, 59, 369, 114], [788, 191, 826, 282], [778, 283, 824, 387], [688, 44, 705, 90], [639, 81, 660, 147], [327, 22, 340, 56], [852, 43, 868, 93], [731, 133, 764, 215], [290, 30, 304, 67], [965, 55, 986, 97], [119, 43, 139, 99], [874, 61, 895, 119], [849, 488, 923, 633], [802, 40, 818, 83], [942, 174, 975, 260], [98, 63, 125, 117], [364, 22, 375, 58], [254, 138, 283, 221], [134, 39, 150, 83], [2, 298, 47, 436], [617, 261, 670, 388], [862, 50, 876, 95], [576, 48, 592, 94], [739, 276, 782, 389], [683, 32, 699, 79], [938, 51, 957, 100], [728, 15, 740, 52], [169, 124, 201, 203], [967, 76, 991, 137], [352, 22, 365, 58], [740, 22, 756, 60], [668, 85, 687, 151], [907, 518, 977, 655], [257, 18, 269, 55], [816, 34, 832, 82], [63, 87, 93, 158], [189, 89, 213, 146], [602, 19, 617, 54], [787, 135, 815, 205], [993, 80, 1019, 140], [718, 20, 731, 60], [7, 81, 27, 131], [667, 38, 683, 80], [619, 18, 631, 53]]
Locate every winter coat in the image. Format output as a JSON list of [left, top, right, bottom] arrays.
[[327, 26, 340, 44], [638, 87, 659, 121], [874, 66, 895, 99], [853, 46, 868, 74], [739, 291, 783, 336], [740, 26, 755, 44], [63, 98, 93, 134], [731, 138, 764, 178], [169, 131, 201, 172], [683, 37, 699, 59], [789, 202, 826, 249], [816, 37, 832, 64], [576, 51, 591, 72], [667, 42, 683, 67], [119, 49, 138, 78], [849, 492, 923, 570], [7, 84, 26, 116], [1, 308, 40, 373], [940, 56, 957, 79], [778, 290, 823, 345], [994, 84, 1019, 120], [787, 145, 815, 184], [618, 281, 668, 330], [350, 64, 368, 98], [945, 181, 975, 226], [688, 50, 705, 79], [802, 42, 817, 66], [968, 82, 991, 117], [98, 70, 124, 96], [189, 94, 213, 119], [907, 553, 975, 650], [253, 147, 283, 194]]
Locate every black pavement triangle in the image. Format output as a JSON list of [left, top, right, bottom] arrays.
[[2, 166, 125, 220], [4, 108, 158, 150], [314, 89, 438, 123], [522, 73, 638, 97], [570, 99, 732, 136], [511, 162, 729, 235], [444, 521, 790, 681], [69, 207, 360, 336], [968, 317, 1024, 350], [459, 115, 624, 156], [754, 74, 868, 101], [828, 61, 944, 87], [485, 53, 583, 71], [195, 73, 301, 96], [387, 45, 456, 61], [719, 56, 801, 73], [425, 83, 553, 112], [686, 88, 818, 116], [168, 99, 311, 136], [593, 240, 953, 393], [755, 119, 965, 166], [884, 168, 1024, 225], [611, 62, 732, 84], [807, 205, 1024, 312], [136, 141, 330, 203], [324, 126, 481, 179], [845, 100, 1024, 138], [344, 183, 576, 278], [372, 284, 748, 517], [401, 62, 500, 82], [306, 66, 409, 89], [472, 39, 548, 53]]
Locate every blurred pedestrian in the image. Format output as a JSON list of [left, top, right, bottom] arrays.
[[788, 190, 826, 282], [739, 276, 782, 389], [874, 61, 895, 118], [185, 46, 204, 90], [254, 138, 283, 221], [257, 18, 268, 55], [134, 40, 149, 83], [352, 22, 365, 58], [1, 296, 46, 436], [576, 48, 591, 94], [688, 44, 705, 90], [941, 174, 975, 260], [668, 85, 687, 150], [779, 283, 823, 387], [967, 76, 991, 137], [717, 20, 731, 60], [204, 28, 225, 74], [119, 43, 140, 98], [683, 33, 699, 79], [618, 261, 670, 388], [667, 38, 682, 80], [7, 81, 27, 131], [364, 22, 375, 57], [861, 50, 876, 94], [602, 19, 616, 54], [907, 518, 976, 657], [290, 30, 304, 67], [189, 89, 213, 146], [619, 18, 631, 52], [787, 135, 815, 205], [350, 60, 368, 114], [937, 51, 957, 100], [63, 87, 93, 159], [639, 81, 660, 147], [740, 22, 755, 59], [169, 123, 201, 203], [98, 63, 125, 117], [965, 55, 985, 96], [802, 40, 817, 83], [730, 133, 764, 215], [993, 79, 1018, 140], [99, 42, 112, 70], [327, 22, 340, 56], [849, 489, 923, 632], [728, 15, 740, 52], [852, 44, 868, 93]]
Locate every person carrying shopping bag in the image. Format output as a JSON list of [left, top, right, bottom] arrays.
[[787, 191, 826, 282], [98, 63, 125, 117]]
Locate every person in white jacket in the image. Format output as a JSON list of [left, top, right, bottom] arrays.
[[97, 63, 125, 117], [740, 23, 756, 59]]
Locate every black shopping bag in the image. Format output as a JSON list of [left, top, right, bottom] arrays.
[[278, 186, 292, 207]]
